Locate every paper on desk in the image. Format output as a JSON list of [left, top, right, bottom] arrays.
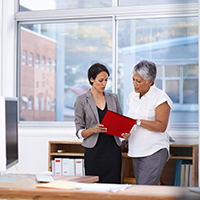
[[36, 180, 82, 189], [76, 183, 131, 192], [189, 188, 200, 194], [0, 177, 20, 182]]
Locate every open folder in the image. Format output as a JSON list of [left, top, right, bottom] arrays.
[[101, 110, 136, 138]]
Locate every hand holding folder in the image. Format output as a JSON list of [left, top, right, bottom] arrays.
[[101, 110, 136, 138]]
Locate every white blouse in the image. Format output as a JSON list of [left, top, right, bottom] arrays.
[[127, 84, 173, 158]]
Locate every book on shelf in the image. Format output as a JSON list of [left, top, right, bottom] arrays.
[[189, 164, 193, 187], [62, 158, 70, 175], [75, 159, 84, 176], [184, 164, 189, 187], [54, 158, 62, 176], [180, 163, 185, 187], [82, 159, 85, 176], [68, 159, 75, 176], [51, 160, 55, 175], [178, 162, 192, 187], [174, 159, 182, 186]]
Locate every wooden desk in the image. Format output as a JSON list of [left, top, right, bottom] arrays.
[[0, 174, 98, 199], [0, 174, 200, 200]]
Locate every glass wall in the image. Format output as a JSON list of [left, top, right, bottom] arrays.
[[17, 1, 198, 130], [118, 17, 198, 123], [19, 20, 112, 121], [19, 0, 198, 10], [119, 0, 198, 6], [19, 0, 112, 11]]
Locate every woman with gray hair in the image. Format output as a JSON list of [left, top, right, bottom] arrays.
[[123, 60, 173, 185]]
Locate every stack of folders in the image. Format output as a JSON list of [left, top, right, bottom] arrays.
[[174, 159, 193, 187], [51, 158, 85, 176]]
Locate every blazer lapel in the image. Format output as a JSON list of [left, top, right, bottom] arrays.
[[87, 90, 100, 123], [105, 92, 113, 111]]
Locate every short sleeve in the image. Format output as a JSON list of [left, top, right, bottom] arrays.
[[155, 92, 173, 109]]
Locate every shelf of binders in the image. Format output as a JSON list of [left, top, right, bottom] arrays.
[[160, 144, 198, 187], [48, 141, 85, 173], [48, 141, 198, 186]]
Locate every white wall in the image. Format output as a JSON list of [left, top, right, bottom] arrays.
[[0, 1, 2, 93], [0, 0, 15, 97], [7, 126, 80, 174], [0, 0, 199, 186]]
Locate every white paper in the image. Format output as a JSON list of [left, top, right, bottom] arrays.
[[76, 183, 131, 192]]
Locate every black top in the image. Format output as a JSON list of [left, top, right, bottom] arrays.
[[84, 103, 122, 183], [97, 103, 107, 123]]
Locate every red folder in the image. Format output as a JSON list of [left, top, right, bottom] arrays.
[[101, 110, 136, 138]]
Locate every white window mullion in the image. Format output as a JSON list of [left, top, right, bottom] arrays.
[[112, 15, 117, 93], [162, 65, 165, 92], [180, 65, 183, 104], [112, 0, 118, 7]]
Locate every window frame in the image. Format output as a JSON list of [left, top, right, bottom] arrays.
[[21, 95, 28, 109], [28, 96, 33, 110], [156, 64, 198, 109], [41, 56, 45, 70], [29, 52, 33, 67], [35, 54, 40, 68], [47, 58, 50, 71], [22, 50, 27, 65], [15, 2, 199, 135]]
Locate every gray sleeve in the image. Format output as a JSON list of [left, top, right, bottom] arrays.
[[74, 96, 86, 139]]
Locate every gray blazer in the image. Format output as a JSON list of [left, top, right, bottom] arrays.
[[74, 90, 122, 148]]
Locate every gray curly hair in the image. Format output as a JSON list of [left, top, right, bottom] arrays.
[[133, 60, 157, 85]]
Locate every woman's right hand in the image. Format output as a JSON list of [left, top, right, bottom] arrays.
[[93, 124, 107, 133]]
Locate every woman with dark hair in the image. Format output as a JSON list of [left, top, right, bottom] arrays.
[[74, 63, 122, 183], [124, 60, 173, 185]]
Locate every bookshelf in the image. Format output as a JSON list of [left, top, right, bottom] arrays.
[[48, 141, 198, 186], [161, 144, 198, 187], [48, 141, 84, 173]]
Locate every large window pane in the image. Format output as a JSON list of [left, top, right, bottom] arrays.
[[19, 0, 112, 11], [183, 65, 198, 77], [165, 65, 180, 77], [20, 20, 112, 121], [183, 79, 198, 104], [157, 65, 163, 78], [119, 0, 198, 6], [166, 80, 180, 103], [183, 65, 198, 104], [118, 17, 198, 123]]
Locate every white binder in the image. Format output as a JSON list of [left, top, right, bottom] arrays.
[[54, 158, 62, 175], [62, 158, 70, 175]]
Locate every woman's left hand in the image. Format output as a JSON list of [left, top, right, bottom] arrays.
[[121, 133, 131, 140]]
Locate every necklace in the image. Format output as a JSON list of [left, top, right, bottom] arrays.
[[95, 96, 104, 103], [95, 98, 101, 103]]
